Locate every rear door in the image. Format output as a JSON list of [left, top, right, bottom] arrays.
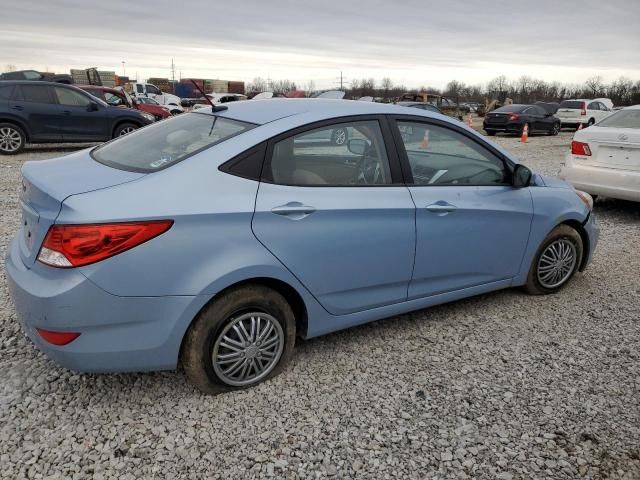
[[52, 86, 109, 141], [390, 116, 533, 299], [252, 117, 416, 315], [11, 84, 62, 141]]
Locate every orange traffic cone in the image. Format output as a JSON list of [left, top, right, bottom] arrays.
[[467, 114, 473, 128], [578, 122, 583, 130], [520, 123, 529, 143], [420, 130, 430, 149]]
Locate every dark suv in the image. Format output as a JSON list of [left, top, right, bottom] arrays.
[[0, 81, 154, 154]]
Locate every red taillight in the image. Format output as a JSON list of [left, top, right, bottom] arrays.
[[38, 220, 173, 268], [581, 101, 586, 116], [508, 113, 519, 121], [36, 328, 81, 346], [571, 140, 591, 156]]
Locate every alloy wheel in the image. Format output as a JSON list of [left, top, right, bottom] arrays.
[[333, 129, 347, 145], [119, 126, 136, 136], [0, 127, 22, 153], [537, 239, 577, 288], [212, 312, 284, 386]]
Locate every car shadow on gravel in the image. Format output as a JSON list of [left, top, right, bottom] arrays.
[[594, 198, 640, 221]]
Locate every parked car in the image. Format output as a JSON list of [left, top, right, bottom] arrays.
[[80, 85, 171, 121], [0, 81, 154, 154], [398, 93, 462, 119], [0, 69, 72, 84], [556, 99, 613, 129], [559, 105, 640, 202], [192, 93, 248, 110], [6, 99, 598, 393], [483, 104, 561, 136], [125, 82, 184, 115], [396, 101, 444, 115]]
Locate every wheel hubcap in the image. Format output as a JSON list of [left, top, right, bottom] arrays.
[[334, 129, 346, 144], [0, 127, 22, 152], [212, 312, 284, 386], [537, 239, 577, 288], [119, 127, 135, 136]]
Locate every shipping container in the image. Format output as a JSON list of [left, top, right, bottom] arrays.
[[209, 79, 228, 93], [228, 81, 245, 94], [175, 82, 195, 98]]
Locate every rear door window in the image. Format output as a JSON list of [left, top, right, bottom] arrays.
[[54, 87, 92, 107], [20, 85, 55, 104], [92, 113, 255, 172]]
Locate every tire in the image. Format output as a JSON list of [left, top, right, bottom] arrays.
[[170, 110, 182, 115], [181, 285, 296, 394], [331, 128, 347, 145], [587, 118, 595, 127], [548, 122, 560, 136], [113, 122, 138, 138], [0, 123, 26, 155], [524, 225, 583, 295], [485, 130, 496, 136]]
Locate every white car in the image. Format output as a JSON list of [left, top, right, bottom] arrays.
[[556, 98, 613, 129], [559, 106, 640, 202], [192, 93, 248, 110]]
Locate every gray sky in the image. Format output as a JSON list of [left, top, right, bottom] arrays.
[[1, 0, 639, 89]]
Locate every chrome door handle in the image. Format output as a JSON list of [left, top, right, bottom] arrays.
[[271, 202, 316, 216], [425, 203, 457, 213]]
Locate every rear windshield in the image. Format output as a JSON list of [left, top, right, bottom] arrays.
[[493, 105, 529, 113], [596, 110, 640, 129], [92, 113, 255, 172], [559, 100, 584, 109]]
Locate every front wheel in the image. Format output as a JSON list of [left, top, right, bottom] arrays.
[[548, 122, 560, 136], [113, 123, 138, 138], [181, 285, 296, 394], [0, 123, 26, 155], [331, 128, 347, 145], [524, 225, 583, 295]]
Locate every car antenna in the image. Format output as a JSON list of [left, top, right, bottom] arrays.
[[190, 80, 227, 113]]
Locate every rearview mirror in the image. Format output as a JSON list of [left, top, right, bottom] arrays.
[[513, 164, 532, 188], [87, 102, 99, 112], [347, 139, 368, 155]]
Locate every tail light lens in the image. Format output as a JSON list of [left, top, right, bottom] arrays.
[[508, 113, 520, 121], [37, 220, 173, 268], [581, 101, 587, 116], [571, 140, 592, 156], [36, 328, 81, 346]]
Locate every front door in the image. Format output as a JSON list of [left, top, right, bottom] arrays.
[[52, 86, 109, 141], [391, 117, 533, 299], [252, 118, 415, 315]]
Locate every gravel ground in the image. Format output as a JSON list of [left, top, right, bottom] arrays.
[[1, 134, 639, 479]]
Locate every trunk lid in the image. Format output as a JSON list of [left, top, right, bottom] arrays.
[[574, 127, 640, 172], [486, 112, 509, 124], [18, 149, 145, 267]]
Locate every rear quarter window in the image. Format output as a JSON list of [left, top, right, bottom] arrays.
[[92, 113, 255, 172]]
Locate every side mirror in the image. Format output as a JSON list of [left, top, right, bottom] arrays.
[[513, 164, 532, 188], [347, 139, 368, 155], [87, 102, 99, 112]]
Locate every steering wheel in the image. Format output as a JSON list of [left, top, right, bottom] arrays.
[[354, 146, 382, 185]]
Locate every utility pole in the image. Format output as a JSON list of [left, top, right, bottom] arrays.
[[335, 71, 347, 91], [121, 61, 126, 77], [170, 58, 176, 94]]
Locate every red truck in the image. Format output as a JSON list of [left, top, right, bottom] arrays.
[[79, 85, 171, 120]]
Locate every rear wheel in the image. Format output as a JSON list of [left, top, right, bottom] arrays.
[[181, 285, 296, 394], [548, 122, 560, 136], [113, 123, 138, 138], [0, 123, 26, 155], [524, 225, 583, 295]]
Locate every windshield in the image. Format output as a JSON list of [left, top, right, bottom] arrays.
[[596, 109, 640, 129], [92, 113, 255, 172]]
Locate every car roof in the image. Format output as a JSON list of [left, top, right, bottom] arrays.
[[0, 80, 76, 87], [211, 98, 427, 125]]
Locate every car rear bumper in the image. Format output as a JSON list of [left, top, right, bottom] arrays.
[[559, 155, 640, 202], [4, 237, 205, 373], [483, 122, 522, 133]]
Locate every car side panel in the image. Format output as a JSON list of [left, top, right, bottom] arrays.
[[511, 186, 593, 286]]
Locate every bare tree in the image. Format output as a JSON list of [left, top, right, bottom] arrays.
[[585, 76, 604, 97], [5, 64, 16, 72], [304, 80, 316, 97], [247, 77, 268, 93], [380, 77, 393, 100]]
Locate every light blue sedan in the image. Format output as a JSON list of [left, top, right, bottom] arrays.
[[5, 99, 599, 393]]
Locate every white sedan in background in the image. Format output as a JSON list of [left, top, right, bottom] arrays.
[[560, 106, 640, 202]]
